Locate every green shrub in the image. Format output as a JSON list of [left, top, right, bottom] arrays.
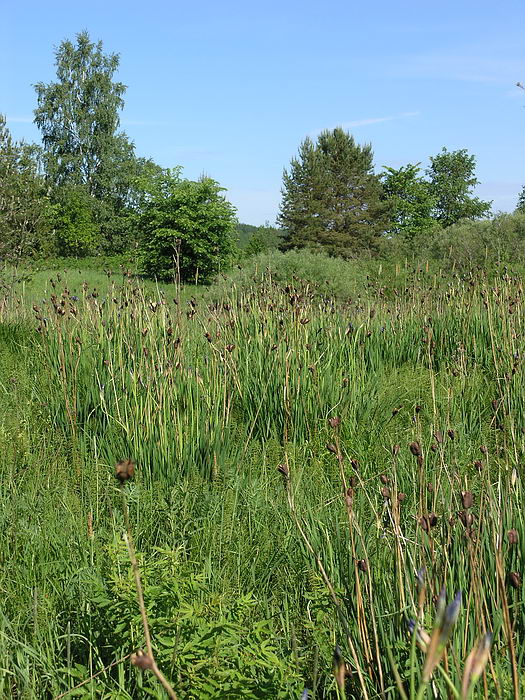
[[52, 185, 100, 257], [139, 172, 237, 283]]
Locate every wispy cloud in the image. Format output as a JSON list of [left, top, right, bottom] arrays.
[[310, 111, 419, 136], [341, 111, 420, 129]]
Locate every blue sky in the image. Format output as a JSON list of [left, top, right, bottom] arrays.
[[2, 0, 524, 224]]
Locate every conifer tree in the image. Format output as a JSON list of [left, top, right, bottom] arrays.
[[278, 128, 389, 256]]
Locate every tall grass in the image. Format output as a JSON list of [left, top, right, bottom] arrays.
[[0, 261, 524, 697]]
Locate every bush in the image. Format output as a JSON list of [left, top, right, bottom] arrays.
[[425, 212, 525, 268], [52, 185, 100, 257], [139, 172, 237, 283]]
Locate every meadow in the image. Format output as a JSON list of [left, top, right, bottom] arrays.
[[0, 252, 524, 699]]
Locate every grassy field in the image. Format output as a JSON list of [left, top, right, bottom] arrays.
[[1, 256, 524, 698]]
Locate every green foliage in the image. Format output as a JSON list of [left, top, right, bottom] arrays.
[[92, 546, 300, 698], [426, 147, 492, 227], [515, 185, 525, 214], [278, 127, 389, 257], [244, 222, 282, 256], [51, 184, 101, 257], [381, 163, 438, 239], [33, 31, 154, 255], [3, 264, 525, 696], [425, 211, 525, 267], [0, 115, 54, 259], [34, 31, 127, 197], [138, 171, 237, 283]]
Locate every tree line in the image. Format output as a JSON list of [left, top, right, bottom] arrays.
[[1, 31, 524, 280]]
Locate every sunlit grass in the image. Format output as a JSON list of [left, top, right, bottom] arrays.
[[0, 258, 524, 697]]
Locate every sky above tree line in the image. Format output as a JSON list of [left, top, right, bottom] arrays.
[[2, 0, 524, 225]]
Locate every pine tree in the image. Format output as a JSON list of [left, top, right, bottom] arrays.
[[278, 128, 389, 257]]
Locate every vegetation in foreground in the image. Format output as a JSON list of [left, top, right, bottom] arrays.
[[1, 256, 524, 698]]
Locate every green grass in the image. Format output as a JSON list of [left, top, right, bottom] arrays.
[[0, 258, 524, 698]]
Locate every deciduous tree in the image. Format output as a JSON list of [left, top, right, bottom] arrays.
[[426, 148, 491, 227], [138, 171, 237, 283], [381, 163, 437, 239], [0, 115, 53, 259]]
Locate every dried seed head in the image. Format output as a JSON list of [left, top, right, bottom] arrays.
[[447, 429, 456, 440], [415, 404, 422, 414], [392, 444, 400, 457], [419, 513, 438, 532], [458, 510, 475, 528], [381, 486, 391, 499], [427, 483, 434, 493], [461, 491, 474, 509], [131, 650, 154, 670], [417, 454, 424, 467], [473, 460, 483, 471], [328, 416, 341, 428], [115, 459, 135, 483], [434, 431, 444, 444], [380, 474, 390, 484], [491, 399, 499, 411], [409, 441, 422, 457], [345, 488, 354, 508], [509, 572, 521, 590], [350, 458, 360, 470], [397, 492, 406, 503], [508, 529, 519, 545], [326, 443, 339, 456], [357, 559, 368, 572], [277, 463, 289, 480], [480, 445, 488, 455]]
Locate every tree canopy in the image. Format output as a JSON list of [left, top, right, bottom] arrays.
[[426, 148, 491, 227], [381, 163, 437, 240], [278, 128, 389, 257], [138, 171, 237, 283], [34, 31, 127, 197]]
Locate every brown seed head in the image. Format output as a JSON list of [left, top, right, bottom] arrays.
[[381, 486, 391, 499], [115, 459, 135, 483], [480, 445, 488, 455], [131, 650, 154, 670], [447, 429, 456, 440], [458, 510, 475, 528], [509, 572, 521, 590], [409, 441, 422, 457], [473, 460, 483, 471], [380, 474, 390, 484], [326, 443, 339, 456], [434, 431, 444, 444], [462, 491, 474, 509], [357, 559, 368, 572], [397, 492, 406, 503], [277, 463, 289, 480], [508, 529, 519, 545], [392, 444, 400, 457], [328, 416, 341, 428]]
